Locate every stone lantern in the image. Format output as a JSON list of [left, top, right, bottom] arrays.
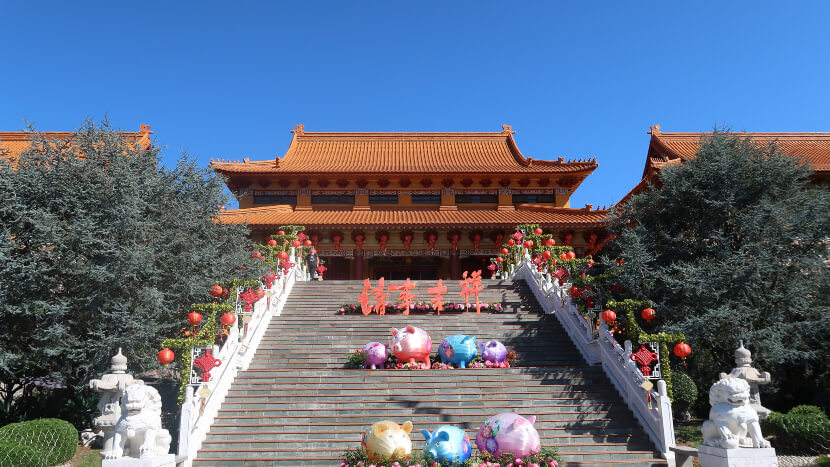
[[719, 340, 771, 420], [89, 349, 135, 457]]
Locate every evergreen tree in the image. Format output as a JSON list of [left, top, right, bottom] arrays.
[[0, 121, 262, 426], [605, 129, 830, 408]]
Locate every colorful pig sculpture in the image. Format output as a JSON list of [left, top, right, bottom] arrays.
[[362, 342, 389, 370], [475, 413, 541, 458], [422, 425, 472, 463], [362, 420, 413, 462], [390, 326, 432, 367], [479, 340, 507, 363], [438, 335, 478, 368]]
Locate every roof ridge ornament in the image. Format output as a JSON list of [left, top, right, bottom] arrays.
[[648, 124, 661, 135], [501, 124, 515, 135], [291, 124, 305, 136]]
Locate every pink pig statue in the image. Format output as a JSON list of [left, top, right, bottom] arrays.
[[390, 326, 432, 367]]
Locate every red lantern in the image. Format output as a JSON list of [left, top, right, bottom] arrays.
[[507, 239, 516, 247], [567, 251, 576, 260], [277, 230, 286, 236], [267, 239, 278, 247], [220, 312, 237, 327], [601, 310, 616, 323], [291, 240, 301, 248], [209, 284, 223, 297], [187, 311, 202, 326], [277, 251, 289, 260], [157, 348, 175, 367], [545, 238, 555, 246], [304, 239, 313, 247], [542, 250, 552, 259], [250, 251, 262, 259], [641, 308, 656, 322], [500, 248, 509, 255], [674, 342, 691, 359], [533, 227, 543, 235], [523, 240, 534, 249], [496, 257, 504, 263], [560, 253, 568, 261], [569, 286, 581, 297], [588, 259, 595, 265]]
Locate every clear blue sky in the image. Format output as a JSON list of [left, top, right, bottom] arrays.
[[3, 2, 829, 208]]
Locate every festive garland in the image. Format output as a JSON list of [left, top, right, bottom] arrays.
[[337, 302, 505, 315], [340, 446, 561, 466], [162, 303, 234, 404]]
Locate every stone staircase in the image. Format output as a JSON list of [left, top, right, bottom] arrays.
[[194, 280, 666, 466]]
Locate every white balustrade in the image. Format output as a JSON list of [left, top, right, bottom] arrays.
[[514, 257, 676, 465]]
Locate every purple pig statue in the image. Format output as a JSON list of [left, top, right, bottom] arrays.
[[363, 342, 389, 370], [475, 413, 541, 458], [479, 340, 507, 364]]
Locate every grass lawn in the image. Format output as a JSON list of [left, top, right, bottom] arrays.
[[72, 446, 101, 467], [674, 419, 704, 447]]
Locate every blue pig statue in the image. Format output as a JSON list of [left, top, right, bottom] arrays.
[[422, 425, 472, 462], [438, 335, 477, 368]]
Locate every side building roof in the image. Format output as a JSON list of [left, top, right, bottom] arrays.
[[0, 125, 153, 161]]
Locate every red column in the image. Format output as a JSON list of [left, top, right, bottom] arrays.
[[450, 252, 460, 280]]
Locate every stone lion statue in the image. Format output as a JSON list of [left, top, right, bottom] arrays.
[[102, 382, 172, 459], [702, 377, 771, 449]]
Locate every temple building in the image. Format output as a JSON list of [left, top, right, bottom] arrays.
[[212, 125, 609, 280], [0, 125, 153, 161]]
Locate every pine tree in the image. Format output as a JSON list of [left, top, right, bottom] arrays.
[[606, 129, 830, 408], [0, 121, 263, 426]]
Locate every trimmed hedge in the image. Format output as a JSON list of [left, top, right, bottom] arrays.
[[0, 418, 77, 466], [762, 405, 830, 455], [672, 371, 698, 412]]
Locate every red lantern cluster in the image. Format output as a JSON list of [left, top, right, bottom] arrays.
[[542, 250, 552, 259], [641, 308, 656, 322], [601, 309, 616, 323], [187, 311, 203, 326], [523, 240, 534, 249], [158, 348, 175, 367]]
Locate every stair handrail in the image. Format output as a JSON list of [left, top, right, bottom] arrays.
[[177, 265, 299, 466], [514, 256, 676, 464]]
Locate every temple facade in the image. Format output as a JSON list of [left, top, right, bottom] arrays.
[[212, 125, 610, 280]]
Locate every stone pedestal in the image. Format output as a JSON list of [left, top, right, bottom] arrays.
[[103, 454, 176, 467], [697, 444, 778, 467]]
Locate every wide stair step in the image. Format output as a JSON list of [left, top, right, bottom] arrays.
[[194, 280, 666, 466]]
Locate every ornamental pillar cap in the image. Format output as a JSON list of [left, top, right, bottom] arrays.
[[110, 348, 128, 374], [734, 340, 752, 366]]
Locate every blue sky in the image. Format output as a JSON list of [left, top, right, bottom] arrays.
[[2, 2, 829, 208]]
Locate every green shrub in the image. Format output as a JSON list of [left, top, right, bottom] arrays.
[[0, 418, 77, 466], [0, 439, 45, 467], [672, 371, 698, 412], [763, 407, 830, 455]]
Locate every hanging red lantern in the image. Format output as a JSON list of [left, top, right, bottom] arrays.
[[641, 308, 656, 322], [533, 227, 543, 235], [209, 284, 223, 297], [569, 286, 581, 297], [277, 230, 286, 236], [267, 239, 277, 247], [507, 239, 516, 247], [544, 238, 555, 246], [291, 240, 301, 248], [496, 257, 504, 263], [157, 348, 175, 367], [588, 259, 595, 265], [250, 251, 262, 259], [674, 342, 691, 359], [304, 239, 313, 247], [523, 240, 533, 249], [500, 248, 509, 255], [567, 251, 576, 260], [220, 312, 237, 327], [187, 311, 202, 326], [542, 250, 552, 259], [560, 253, 568, 261], [601, 310, 616, 323], [277, 251, 289, 260]]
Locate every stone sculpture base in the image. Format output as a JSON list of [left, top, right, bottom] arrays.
[[103, 454, 176, 467], [697, 445, 778, 467]]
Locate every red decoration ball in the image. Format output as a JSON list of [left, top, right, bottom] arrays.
[[523, 240, 534, 249], [560, 253, 569, 261], [277, 230, 286, 236], [267, 239, 278, 247], [601, 310, 616, 323], [496, 257, 504, 263], [567, 251, 576, 260], [545, 238, 555, 246], [220, 312, 237, 326], [674, 342, 692, 358], [304, 239, 313, 247], [291, 240, 301, 248], [157, 348, 175, 366], [501, 248, 509, 255], [209, 284, 223, 297], [542, 250, 552, 259], [277, 251, 289, 260], [641, 308, 656, 322], [507, 239, 516, 247], [187, 311, 202, 326], [569, 286, 581, 297], [533, 227, 543, 235]]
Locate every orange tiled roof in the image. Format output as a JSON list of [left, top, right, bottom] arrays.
[[217, 204, 608, 228], [648, 130, 830, 176], [210, 125, 598, 175], [0, 125, 152, 160]]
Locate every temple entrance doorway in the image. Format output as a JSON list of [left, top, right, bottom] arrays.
[[460, 255, 493, 276], [368, 256, 443, 280], [321, 257, 351, 280]]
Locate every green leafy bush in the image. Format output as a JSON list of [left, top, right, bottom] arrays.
[[672, 371, 698, 413], [762, 406, 830, 455], [0, 418, 77, 466]]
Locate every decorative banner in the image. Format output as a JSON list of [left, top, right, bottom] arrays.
[[630, 342, 662, 378], [190, 347, 222, 385]]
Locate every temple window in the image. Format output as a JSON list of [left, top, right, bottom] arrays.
[[412, 194, 441, 204], [369, 194, 399, 204], [311, 194, 355, 204], [512, 194, 556, 204], [253, 194, 297, 205], [455, 194, 498, 204]]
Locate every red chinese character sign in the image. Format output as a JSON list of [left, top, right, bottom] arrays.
[[458, 271, 473, 311], [390, 278, 417, 315], [190, 347, 222, 384], [359, 279, 371, 316], [427, 279, 447, 314], [470, 270, 484, 313], [371, 277, 388, 315]]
